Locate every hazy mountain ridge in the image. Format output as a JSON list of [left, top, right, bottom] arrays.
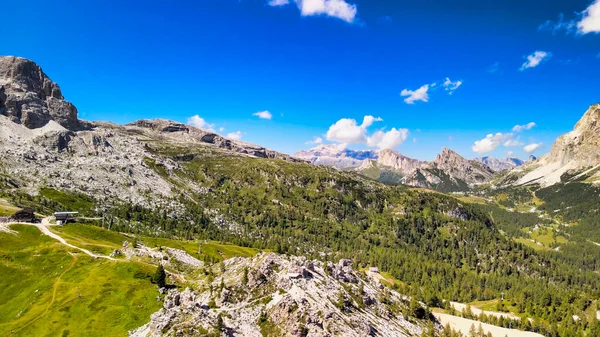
[[294, 144, 379, 168], [474, 156, 525, 172]]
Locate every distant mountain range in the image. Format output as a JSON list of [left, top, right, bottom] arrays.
[[295, 145, 527, 192]]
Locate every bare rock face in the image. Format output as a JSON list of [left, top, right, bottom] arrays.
[[0, 56, 84, 130], [546, 104, 600, 167], [128, 119, 304, 162], [513, 104, 600, 187], [377, 149, 423, 175]]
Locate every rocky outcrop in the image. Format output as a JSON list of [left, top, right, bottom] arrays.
[[129, 119, 303, 162], [0, 56, 85, 130], [130, 253, 437, 337]]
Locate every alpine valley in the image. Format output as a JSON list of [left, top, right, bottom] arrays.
[[2, 56, 600, 337]]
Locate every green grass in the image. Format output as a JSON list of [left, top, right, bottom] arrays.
[[0, 225, 161, 337], [39, 188, 97, 215], [0, 200, 19, 216], [51, 224, 129, 256], [139, 236, 258, 262], [515, 226, 569, 251]]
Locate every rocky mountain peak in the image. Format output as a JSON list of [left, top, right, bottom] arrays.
[[434, 147, 494, 183], [0, 56, 84, 130]]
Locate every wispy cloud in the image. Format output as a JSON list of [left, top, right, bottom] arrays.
[[538, 13, 577, 34], [400, 84, 430, 104], [305, 136, 323, 145], [227, 131, 243, 141], [504, 139, 524, 147], [253, 110, 273, 120], [443, 78, 462, 95], [487, 62, 500, 74], [524, 143, 543, 153], [268, 0, 358, 23], [520, 51, 552, 71], [512, 122, 536, 132]]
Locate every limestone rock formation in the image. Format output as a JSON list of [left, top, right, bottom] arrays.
[[130, 253, 437, 337], [0, 56, 85, 130], [433, 148, 494, 184], [512, 104, 600, 186], [377, 149, 423, 174]]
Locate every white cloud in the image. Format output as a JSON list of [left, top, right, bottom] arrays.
[[187, 115, 215, 132], [504, 139, 524, 147], [366, 128, 409, 150], [400, 84, 430, 104], [443, 78, 463, 95], [253, 110, 273, 120], [512, 122, 536, 132], [524, 143, 543, 153], [268, 0, 289, 6], [219, 127, 225, 132], [325, 115, 382, 144], [578, 0, 600, 34], [520, 51, 551, 71], [472, 133, 513, 154], [507, 151, 514, 157], [270, 0, 358, 23], [325, 116, 408, 150], [305, 136, 323, 145], [539, 1, 600, 35], [227, 131, 243, 141]]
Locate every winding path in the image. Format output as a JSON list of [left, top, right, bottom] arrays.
[[5, 217, 115, 260]]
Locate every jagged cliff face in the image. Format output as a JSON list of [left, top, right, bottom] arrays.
[[513, 104, 600, 186], [0, 56, 84, 130], [546, 104, 600, 167]]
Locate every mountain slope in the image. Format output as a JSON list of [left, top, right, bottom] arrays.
[[506, 104, 600, 187]]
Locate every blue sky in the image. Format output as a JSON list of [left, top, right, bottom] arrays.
[[2, 0, 599, 160]]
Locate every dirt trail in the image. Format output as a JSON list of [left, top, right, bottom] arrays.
[[5, 218, 115, 261]]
